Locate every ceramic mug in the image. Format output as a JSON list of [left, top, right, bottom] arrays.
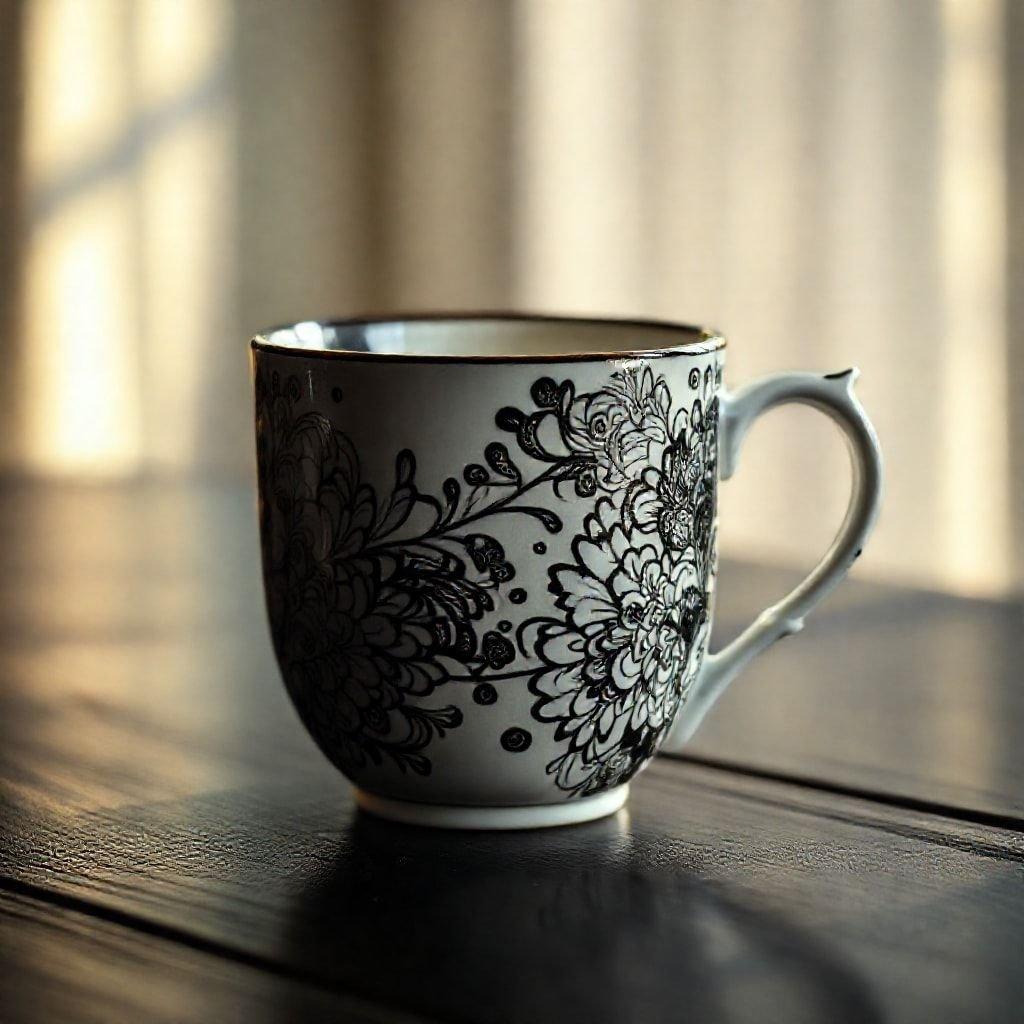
[[252, 314, 882, 829]]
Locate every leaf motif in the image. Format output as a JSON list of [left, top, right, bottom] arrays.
[[690, 399, 704, 431], [420, 704, 464, 733], [374, 448, 418, 537], [376, 493, 413, 537], [484, 442, 520, 482], [530, 377, 561, 408], [403, 548, 464, 578], [516, 506, 563, 533], [402, 753, 432, 776], [464, 483, 496, 515], [670, 408, 686, 441], [439, 476, 461, 525], [395, 448, 415, 486], [517, 412, 550, 461], [558, 379, 575, 415], [443, 476, 461, 506], [414, 491, 444, 528], [495, 406, 525, 432]]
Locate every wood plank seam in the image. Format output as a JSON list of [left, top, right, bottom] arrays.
[[650, 764, 1024, 865], [0, 874, 443, 1024], [669, 752, 1024, 837]]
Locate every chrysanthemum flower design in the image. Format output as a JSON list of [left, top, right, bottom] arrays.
[[529, 499, 709, 795]]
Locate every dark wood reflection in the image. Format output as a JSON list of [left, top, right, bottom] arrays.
[[1, 479, 1023, 1022]]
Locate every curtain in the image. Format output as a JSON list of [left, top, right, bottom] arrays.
[[0, 0, 1019, 597]]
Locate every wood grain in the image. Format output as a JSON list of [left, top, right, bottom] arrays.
[[3, 762, 1023, 1024], [690, 559, 1024, 823], [2, 478, 1024, 1023], [0, 889, 424, 1024]]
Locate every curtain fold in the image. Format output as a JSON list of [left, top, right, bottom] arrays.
[[0, 0, 1017, 596]]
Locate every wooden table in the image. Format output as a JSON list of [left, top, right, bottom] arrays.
[[1, 479, 1022, 1024]]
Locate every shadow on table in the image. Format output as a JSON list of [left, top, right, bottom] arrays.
[[278, 810, 881, 1024]]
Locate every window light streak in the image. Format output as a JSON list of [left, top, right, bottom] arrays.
[[21, 0, 233, 473], [939, 0, 1009, 593]]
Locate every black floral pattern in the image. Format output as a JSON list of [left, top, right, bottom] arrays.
[[256, 360, 718, 792], [512, 365, 719, 794]]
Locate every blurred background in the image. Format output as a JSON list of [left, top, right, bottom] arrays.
[[0, 0, 1020, 597]]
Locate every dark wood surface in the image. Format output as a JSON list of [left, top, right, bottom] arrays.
[[1, 890, 404, 1024], [692, 560, 1024, 825], [1, 479, 1022, 1023]]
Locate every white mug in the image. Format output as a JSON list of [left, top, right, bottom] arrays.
[[252, 315, 882, 829]]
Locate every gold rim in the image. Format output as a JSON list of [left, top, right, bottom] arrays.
[[250, 312, 726, 364]]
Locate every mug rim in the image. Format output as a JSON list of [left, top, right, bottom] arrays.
[[250, 311, 727, 363]]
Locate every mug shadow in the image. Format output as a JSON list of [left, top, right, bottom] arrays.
[[275, 810, 883, 1024]]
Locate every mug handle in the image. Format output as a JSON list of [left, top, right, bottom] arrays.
[[662, 368, 883, 751]]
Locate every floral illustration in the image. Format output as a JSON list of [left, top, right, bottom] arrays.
[[515, 365, 719, 794], [525, 500, 710, 795], [256, 360, 719, 791]]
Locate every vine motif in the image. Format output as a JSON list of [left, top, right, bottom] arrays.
[[256, 361, 719, 793]]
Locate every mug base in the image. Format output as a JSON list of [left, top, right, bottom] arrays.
[[354, 784, 629, 831]]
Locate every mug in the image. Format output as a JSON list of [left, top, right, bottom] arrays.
[[252, 314, 882, 829]]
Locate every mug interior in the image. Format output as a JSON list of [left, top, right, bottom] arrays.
[[254, 314, 723, 360]]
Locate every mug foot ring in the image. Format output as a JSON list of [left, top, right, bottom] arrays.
[[354, 785, 629, 830]]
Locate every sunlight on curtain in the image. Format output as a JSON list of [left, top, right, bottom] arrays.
[[513, 0, 645, 310], [510, 0, 1013, 596], [6, 0, 1019, 596], [23, 0, 141, 473], [21, 0, 233, 474], [939, 0, 1009, 592]]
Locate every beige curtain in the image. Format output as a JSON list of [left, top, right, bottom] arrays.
[[1, 0, 1019, 597]]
